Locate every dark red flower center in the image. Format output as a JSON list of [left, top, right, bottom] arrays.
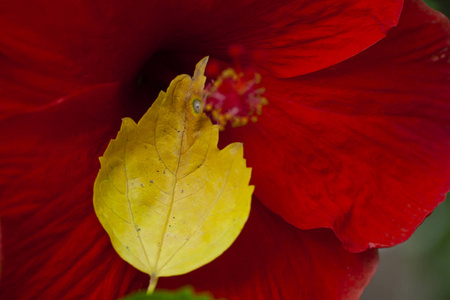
[[204, 67, 267, 130]]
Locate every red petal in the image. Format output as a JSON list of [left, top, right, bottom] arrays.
[[159, 200, 378, 300], [0, 71, 377, 299], [0, 1, 403, 119], [0, 84, 148, 299], [0, 1, 171, 119], [166, 0, 402, 78], [221, 0, 450, 252], [1, 146, 379, 300]]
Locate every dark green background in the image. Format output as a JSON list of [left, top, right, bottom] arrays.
[[424, 0, 450, 16]]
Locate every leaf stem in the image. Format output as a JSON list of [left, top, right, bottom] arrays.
[[147, 275, 158, 294]]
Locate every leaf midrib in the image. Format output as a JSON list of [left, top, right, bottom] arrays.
[[153, 96, 188, 275]]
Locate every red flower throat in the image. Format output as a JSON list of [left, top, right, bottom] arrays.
[[204, 62, 267, 130]]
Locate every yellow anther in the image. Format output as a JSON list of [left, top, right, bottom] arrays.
[[204, 66, 267, 130]]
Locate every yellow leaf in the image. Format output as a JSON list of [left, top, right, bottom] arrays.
[[93, 57, 253, 292]]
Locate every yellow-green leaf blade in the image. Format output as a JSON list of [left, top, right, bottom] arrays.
[[93, 58, 253, 283]]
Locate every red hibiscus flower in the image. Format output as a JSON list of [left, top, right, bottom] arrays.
[[1, 0, 449, 299]]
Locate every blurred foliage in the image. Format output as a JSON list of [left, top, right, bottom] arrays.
[[424, 0, 450, 16], [362, 193, 450, 300], [405, 194, 450, 299], [120, 287, 216, 300]]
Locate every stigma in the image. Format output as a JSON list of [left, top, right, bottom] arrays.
[[204, 67, 267, 130]]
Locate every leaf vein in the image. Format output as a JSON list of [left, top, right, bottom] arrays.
[[124, 132, 152, 272], [159, 150, 237, 271]]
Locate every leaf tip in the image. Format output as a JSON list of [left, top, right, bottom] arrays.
[[193, 56, 209, 80]]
